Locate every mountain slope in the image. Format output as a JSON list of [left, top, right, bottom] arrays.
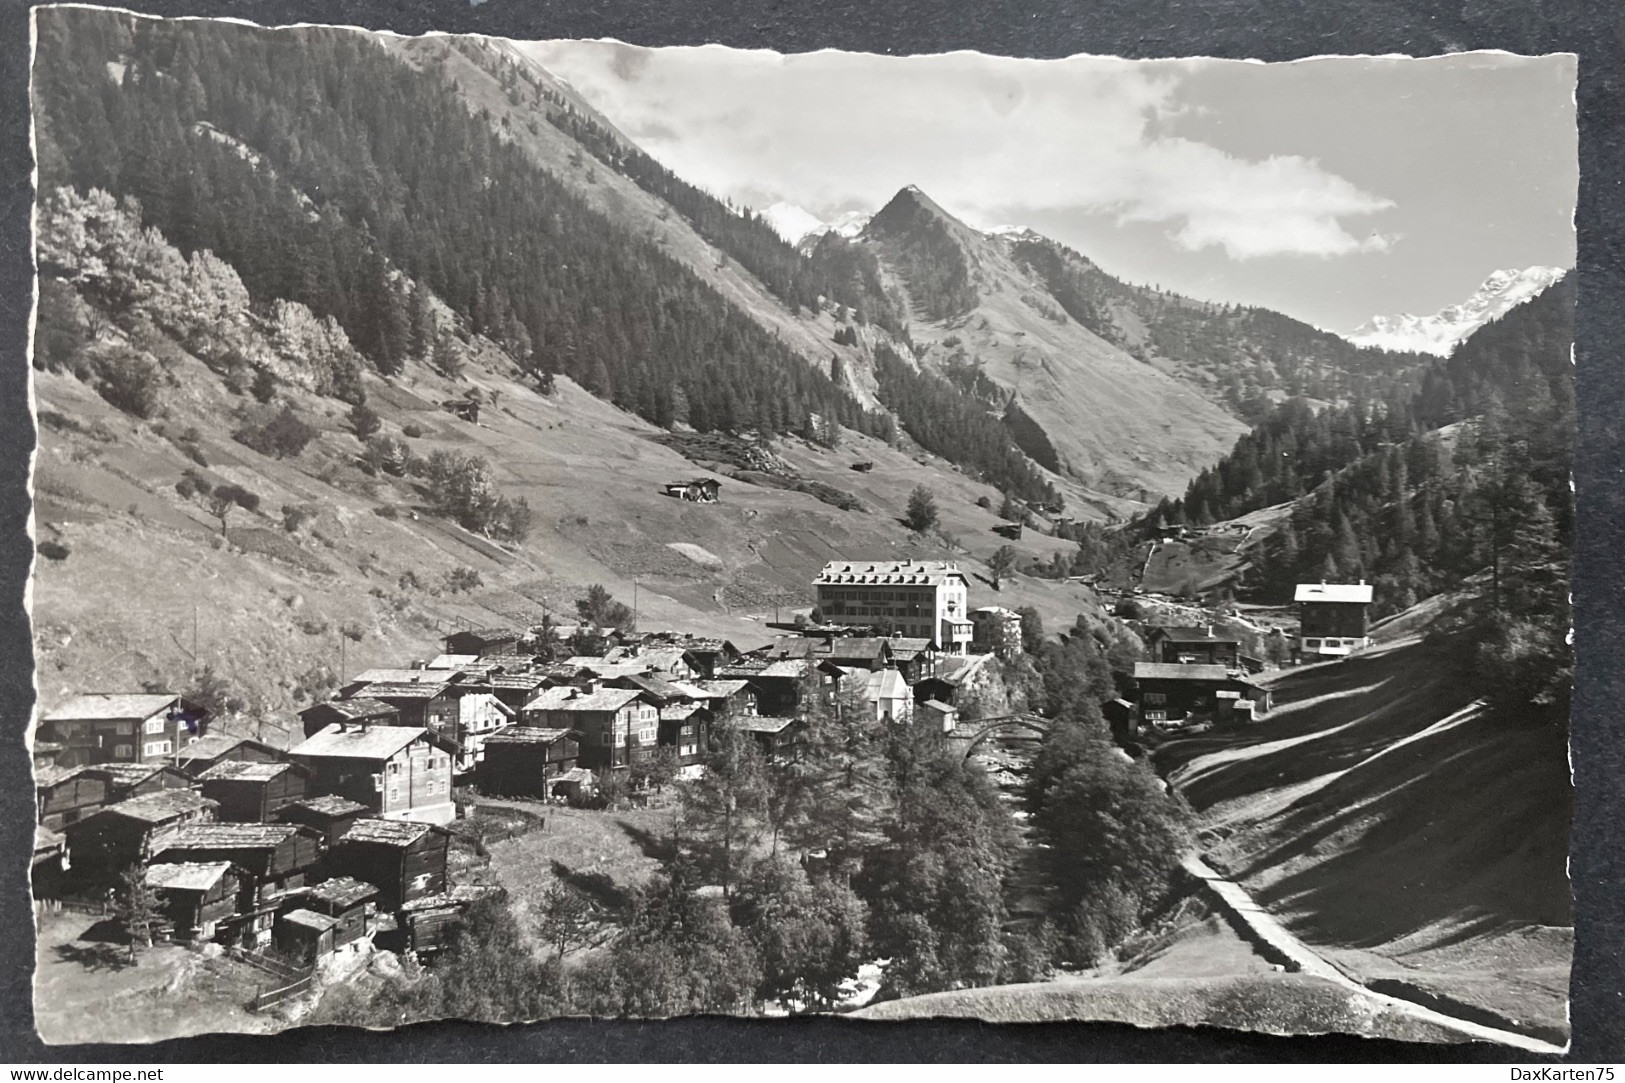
[[851, 187, 1251, 502], [1345, 267, 1568, 356]]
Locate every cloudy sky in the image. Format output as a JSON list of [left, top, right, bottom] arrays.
[[517, 42, 1576, 332]]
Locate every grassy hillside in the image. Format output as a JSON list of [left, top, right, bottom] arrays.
[[1153, 621, 1571, 1039]]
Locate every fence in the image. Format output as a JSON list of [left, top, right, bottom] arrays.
[[248, 972, 315, 1013], [238, 947, 316, 1013]]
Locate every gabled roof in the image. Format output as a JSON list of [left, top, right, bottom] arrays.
[[174, 734, 280, 765], [290, 724, 445, 761], [1294, 582, 1374, 604], [428, 654, 480, 670], [736, 716, 798, 735], [689, 679, 752, 698], [1149, 625, 1241, 645], [814, 559, 967, 587], [524, 686, 650, 713], [336, 818, 442, 848], [146, 861, 233, 892], [300, 697, 400, 723], [659, 703, 705, 722], [347, 668, 456, 686], [1133, 663, 1236, 682], [197, 760, 304, 783], [819, 638, 893, 661], [42, 693, 182, 722], [306, 876, 378, 909], [399, 884, 504, 913], [88, 789, 215, 826], [358, 680, 452, 701], [34, 764, 89, 790], [919, 699, 957, 713], [280, 795, 368, 819], [280, 908, 338, 933], [85, 762, 188, 788], [157, 822, 307, 852], [866, 669, 911, 701], [484, 725, 577, 746]]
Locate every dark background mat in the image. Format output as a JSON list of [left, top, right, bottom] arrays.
[[0, 0, 1618, 1063]]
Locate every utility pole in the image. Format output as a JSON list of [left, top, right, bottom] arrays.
[[633, 579, 640, 629]]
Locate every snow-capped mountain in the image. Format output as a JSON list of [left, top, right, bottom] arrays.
[[760, 202, 871, 245], [1345, 266, 1568, 356]]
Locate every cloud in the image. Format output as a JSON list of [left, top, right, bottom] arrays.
[[519, 42, 1396, 260]]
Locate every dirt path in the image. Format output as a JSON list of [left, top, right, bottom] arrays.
[[1180, 853, 1566, 1054]]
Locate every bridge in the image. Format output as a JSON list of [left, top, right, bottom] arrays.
[[948, 713, 1052, 759]]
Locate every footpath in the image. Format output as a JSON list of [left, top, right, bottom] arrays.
[[1180, 852, 1567, 1056]]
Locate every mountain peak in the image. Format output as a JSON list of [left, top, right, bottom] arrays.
[[1345, 266, 1568, 356], [871, 184, 965, 233]]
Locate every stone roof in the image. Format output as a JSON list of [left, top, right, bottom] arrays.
[[280, 908, 338, 933], [524, 686, 648, 714], [42, 693, 181, 722], [338, 818, 440, 847], [300, 698, 400, 723], [1133, 663, 1237, 682], [281, 795, 368, 819], [146, 861, 233, 892], [1150, 625, 1241, 644], [484, 725, 577, 745], [197, 760, 301, 783], [157, 822, 305, 852], [94, 789, 215, 826], [306, 876, 378, 909], [291, 724, 438, 761]]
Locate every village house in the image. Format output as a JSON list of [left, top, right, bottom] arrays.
[[289, 723, 458, 826], [274, 909, 339, 965], [735, 716, 801, 761], [35, 765, 110, 833], [857, 668, 914, 724], [912, 652, 997, 710], [521, 684, 660, 772], [173, 734, 284, 778], [340, 674, 458, 738], [969, 606, 1024, 658], [325, 818, 451, 912], [813, 560, 973, 654], [636, 634, 742, 679], [153, 822, 326, 948], [393, 885, 505, 956], [1295, 581, 1375, 659], [1131, 663, 1271, 732], [598, 644, 703, 682], [443, 627, 523, 658], [196, 760, 312, 823], [663, 477, 722, 503], [298, 697, 402, 740], [299, 876, 379, 954], [64, 789, 218, 891], [885, 637, 941, 683], [276, 795, 370, 846], [85, 762, 194, 804], [658, 703, 711, 765], [38, 693, 210, 768], [145, 861, 238, 942], [917, 699, 959, 733], [476, 726, 581, 799], [684, 679, 758, 719], [715, 659, 809, 717], [1146, 625, 1243, 667]]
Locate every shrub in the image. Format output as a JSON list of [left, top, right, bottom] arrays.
[[95, 351, 163, 418], [36, 540, 70, 561], [282, 504, 317, 533], [445, 567, 483, 593], [374, 504, 399, 520], [249, 366, 278, 404], [904, 485, 939, 533], [349, 402, 381, 440], [402, 423, 425, 438]]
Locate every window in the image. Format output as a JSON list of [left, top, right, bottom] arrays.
[[1144, 693, 1166, 706], [1305, 638, 1322, 649], [143, 740, 171, 757], [114, 744, 133, 759], [144, 717, 165, 735], [114, 722, 134, 736]]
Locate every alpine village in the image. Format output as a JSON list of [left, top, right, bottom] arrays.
[[27, 10, 1573, 1048]]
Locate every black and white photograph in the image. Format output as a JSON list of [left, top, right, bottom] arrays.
[[23, 4, 1578, 1052]]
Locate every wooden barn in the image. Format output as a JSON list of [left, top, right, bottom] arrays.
[[1146, 625, 1243, 667], [325, 818, 451, 912], [152, 822, 325, 949], [1131, 663, 1271, 732], [658, 704, 710, 766], [276, 795, 369, 846], [736, 716, 801, 761], [145, 861, 238, 942], [301, 876, 379, 951], [393, 885, 504, 956], [443, 627, 522, 659], [64, 790, 218, 891], [85, 763, 194, 804], [274, 909, 337, 964], [476, 726, 580, 799], [35, 765, 109, 833], [197, 760, 312, 823], [173, 734, 284, 778]]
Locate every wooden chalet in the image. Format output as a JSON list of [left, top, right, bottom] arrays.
[[969, 607, 1023, 658], [1131, 663, 1271, 732], [300, 876, 379, 952], [38, 693, 209, 768], [197, 760, 312, 823], [64, 790, 218, 890], [735, 716, 801, 761], [339, 675, 457, 735], [325, 818, 451, 912], [289, 723, 458, 826], [298, 697, 401, 740], [917, 699, 958, 733], [684, 679, 757, 719], [521, 684, 660, 772], [393, 885, 505, 956], [35, 765, 109, 833], [274, 909, 338, 964], [276, 795, 370, 846], [476, 726, 581, 799], [1146, 625, 1242, 667], [145, 861, 238, 942], [86, 762, 194, 804], [657, 703, 711, 765], [635, 634, 741, 680], [715, 659, 808, 718], [173, 734, 283, 778], [443, 627, 522, 659], [153, 822, 325, 949], [885, 637, 941, 682]]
